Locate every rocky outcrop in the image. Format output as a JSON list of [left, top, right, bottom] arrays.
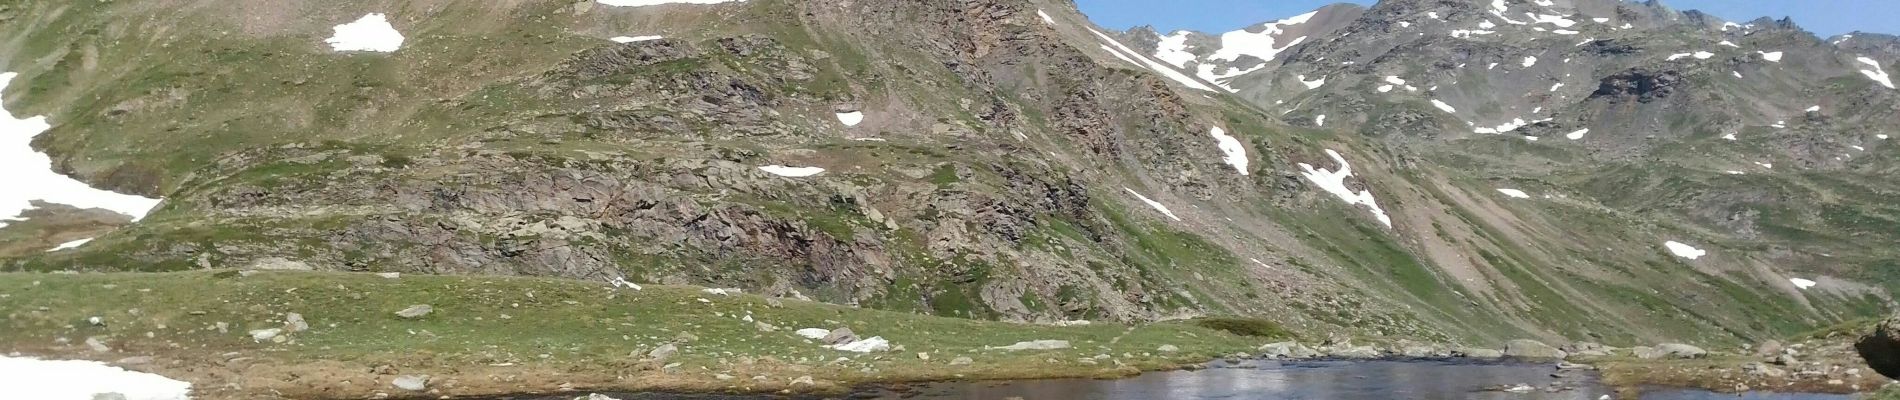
[[1857, 314, 1900, 379]]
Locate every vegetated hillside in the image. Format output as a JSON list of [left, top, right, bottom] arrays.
[[1, 0, 1892, 347]]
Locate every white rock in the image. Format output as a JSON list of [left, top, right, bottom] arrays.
[[993, 340, 1072, 351], [392, 375, 429, 391]]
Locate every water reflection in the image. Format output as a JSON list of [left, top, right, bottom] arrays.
[[894, 359, 1610, 400]]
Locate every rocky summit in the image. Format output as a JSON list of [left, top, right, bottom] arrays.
[[0, 0, 1896, 398]]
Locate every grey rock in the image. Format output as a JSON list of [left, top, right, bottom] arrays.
[[1399, 345, 1440, 358], [648, 343, 679, 361], [395, 305, 433, 319], [1859, 313, 1900, 379], [85, 337, 111, 352], [248, 257, 313, 271], [114, 356, 153, 365], [822, 328, 858, 345], [1503, 340, 1568, 360], [392, 375, 429, 391], [1654, 343, 1708, 359], [284, 313, 309, 332], [1157, 344, 1180, 353], [1457, 348, 1505, 358], [949, 356, 974, 365]]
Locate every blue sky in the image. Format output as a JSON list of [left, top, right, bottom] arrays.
[[1076, 0, 1896, 37]]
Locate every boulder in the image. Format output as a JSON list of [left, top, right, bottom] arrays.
[[647, 343, 678, 361], [1858, 314, 1900, 379], [822, 328, 859, 345], [1157, 344, 1180, 353], [1258, 342, 1320, 359], [1655, 343, 1708, 359], [1400, 345, 1441, 358], [1503, 340, 1568, 360], [1755, 340, 1785, 358], [1455, 348, 1504, 358], [949, 356, 974, 365], [392, 375, 429, 391], [1630, 346, 1659, 359], [1329, 346, 1382, 359], [395, 305, 433, 319]]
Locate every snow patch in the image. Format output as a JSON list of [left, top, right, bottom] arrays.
[[0, 356, 193, 399], [1790, 278, 1817, 290], [836, 111, 864, 126], [1377, 85, 1394, 93], [1428, 12, 1442, 20], [1553, 29, 1579, 35], [1, 73, 164, 228], [1591, 17, 1610, 23], [1123, 188, 1182, 222], [1722, 133, 1738, 141], [1522, 56, 1538, 68], [830, 336, 891, 353], [1879, 134, 1890, 140], [1806, 105, 1821, 113], [1087, 28, 1216, 92], [1718, 40, 1738, 48], [1566, 129, 1589, 140], [1315, 114, 1326, 127], [1207, 127, 1249, 175], [1758, 51, 1783, 62], [1856, 57, 1894, 89], [1298, 75, 1326, 89], [1732, 71, 1744, 79], [758, 165, 824, 177], [47, 238, 92, 252], [326, 13, 405, 53], [610, 35, 664, 43], [1524, 13, 1576, 28], [1549, 82, 1564, 91], [1036, 9, 1056, 25], [1664, 241, 1707, 260], [1667, 51, 1714, 61], [1497, 189, 1531, 198], [1298, 150, 1392, 227], [1451, 29, 1497, 38], [1430, 99, 1457, 114]]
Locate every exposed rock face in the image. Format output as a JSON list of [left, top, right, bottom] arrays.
[[1857, 314, 1900, 379]]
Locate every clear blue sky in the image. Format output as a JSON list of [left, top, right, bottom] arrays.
[[1076, 0, 1896, 37]]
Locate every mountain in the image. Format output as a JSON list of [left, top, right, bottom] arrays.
[[2, 0, 1895, 351]]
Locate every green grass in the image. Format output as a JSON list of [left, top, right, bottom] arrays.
[[0, 270, 1269, 398]]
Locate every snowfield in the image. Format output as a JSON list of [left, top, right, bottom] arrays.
[[1496, 189, 1531, 199], [1298, 149, 1392, 227], [1431, 99, 1458, 113], [0, 356, 193, 400], [1123, 188, 1183, 221], [1, 73, 164, 228], [1087, 28, 1216, 92], [326, 13, 405, 52], [1857, 57, 1894, 89], [1565, 129, 1589, 140], [1207, 127, 1250, 175], [610, 35, 663, 43], [1664, 241, 1707, 260], [758, 165, 825, 177], [835, 111, 864, 126]]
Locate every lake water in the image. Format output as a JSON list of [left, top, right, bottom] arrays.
[[478, 359, 1860, 400]]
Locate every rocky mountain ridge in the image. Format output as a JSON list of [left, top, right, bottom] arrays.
[[0, 0, 1893, 349]]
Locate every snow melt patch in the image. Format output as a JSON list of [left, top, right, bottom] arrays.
[[1315, 114, 1327, 127], [1497, 189, 1531, 199], [1790, 278, 1818, 290], [1566, 129, 1589, 140], [1087, 28, 1216, 92], [836, 111, 864, 126], [47, 238, 92, 252], [1430, 99, 1458, 114], [1856, 57, 1894, 89], [1298, 75, 1326, 89], [1522, 56, 1538, 68], [1036, 9, 1056, 25], [1524, 13, 1577, 28], [1207, 127, 1249, 175], [1806, 105, 1822, 113], [758, 165, 824, 177], [1123, 188, 1182, 221], [1667, 51, 1714, 61], [1298, 150, 1392, 227], [1758, 51, 1783, 62], [0, 355, 193, 400], [1205, 11, 1317, 67], [1718, 40, 1739, 48], [325, 13, 405, 53], [600, 0, 745, 6], [610, 35, 664, 43], [1, 73, 164, 228], [1664, 241, 1707, 260]]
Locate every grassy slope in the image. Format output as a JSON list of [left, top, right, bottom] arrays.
[[0, 270, 1270, 399]]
